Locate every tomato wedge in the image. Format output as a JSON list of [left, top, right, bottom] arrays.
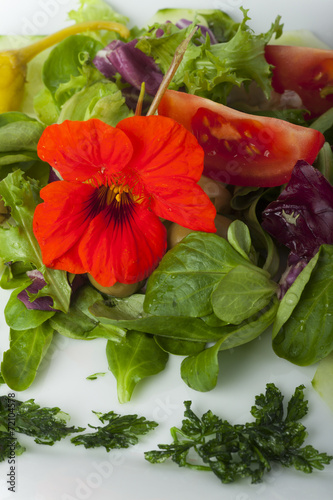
[[265, 45, 333, 118], [158, 90, 325, 187]]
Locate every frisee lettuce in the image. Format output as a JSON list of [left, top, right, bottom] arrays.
[[136, 8, 283, 103]]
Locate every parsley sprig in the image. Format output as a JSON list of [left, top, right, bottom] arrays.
[[0, 396, 83, 446], [70, 410, 158, 451], [144, 384, 333, 483]]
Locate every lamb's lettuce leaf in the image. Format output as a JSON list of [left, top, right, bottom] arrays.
[[144, 228, 276, 319], [1, 322, 54, 391], [106, 331, 168, 403], [5, 284, 54, 331], [91, 294, 229, 342], [0, 112, 47, 183], [312, 352, 333, 412], [49, 285, 125, 342], [180, 298, 278, 392], [273, 244, 333, 366]]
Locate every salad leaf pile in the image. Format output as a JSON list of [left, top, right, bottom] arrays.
[[0, 0, 333, 411]]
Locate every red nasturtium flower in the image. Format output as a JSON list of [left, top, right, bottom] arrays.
[[33, 116, 216, 287]]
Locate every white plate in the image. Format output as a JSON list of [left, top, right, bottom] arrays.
[[1, 1, 333, 499]]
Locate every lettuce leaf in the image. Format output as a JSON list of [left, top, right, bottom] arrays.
[[68, 0, 129, 46], [58, 80, 133, 125], [136, 8, 283, 103], [0, 171, 71, 312], [93, 39, 163, 96]]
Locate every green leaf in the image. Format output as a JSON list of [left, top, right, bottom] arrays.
[[243, 189, 280, 277], [0, 431, 26, 462], [68, 0, 129, 46], [33, 87, 60, 126], [4, 285, 55, 330], [230, 186, 263, 211], [86, 372, 107, 380], [138, 9, 282, 103], [0, 112, 45, 180], [272, 251, 320, 338], [1, 322, 54, 391], [213, 299, 279, 351], [58, 80, 133, 125], [154, 336, 206, 356], [273, 245, 333, 365], [314, 142, 333, 184], [181, 338, 223, 392], [145, 385, 333, 483], [211, 265, 277, 324], [0, 112, 44, 152], [227, 220, 252, 261], [0, 261, 33, 289], [70, 409, 157, 450], [106, 331, 169, 403], [144, 232, 251, 317], [0, 171, 71, 312], [50, 285, 125, 342], [91, 294, 230, 342], [42, 34, 104, 107], [286, 385, 308, 422], [0, 396, 83, 446], [180, 300, 278, 392], [312, 351, 333, 412]]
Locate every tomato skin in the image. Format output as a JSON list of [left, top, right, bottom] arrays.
[[265, 45, 333, 118], [158, 90, 325, 187]]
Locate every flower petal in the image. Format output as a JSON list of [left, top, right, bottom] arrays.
[[116, 115, 204, 183], [117, 115, 216, 230], [33, 181, 95, 272], [78, 202, 167, 286], [37, 119, 133, 182], [152, 180, 217, 231]]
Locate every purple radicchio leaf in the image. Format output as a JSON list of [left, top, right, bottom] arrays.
[[17, 270, 54, 311], [261, 160, 333, 260], [175, 19, 218, 44], [17, 271, 87, 311], [155, 27, 165, 38], [93, 39, 123, 78], [261, 160, 333, 296], [93, 39, 163, 96], [277, 255, 308, 299]]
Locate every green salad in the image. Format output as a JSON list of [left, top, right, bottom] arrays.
[[0, 0, 332, 414]]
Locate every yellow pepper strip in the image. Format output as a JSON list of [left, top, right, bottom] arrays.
[[0, 20, 130, 114]]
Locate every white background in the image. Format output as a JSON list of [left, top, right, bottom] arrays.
[[0, 1, 333, 499]]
